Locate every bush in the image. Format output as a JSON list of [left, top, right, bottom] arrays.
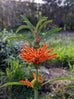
[[0, 29, 26, 70]]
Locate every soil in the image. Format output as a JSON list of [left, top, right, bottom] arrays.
[[40, 66, 70, 93]]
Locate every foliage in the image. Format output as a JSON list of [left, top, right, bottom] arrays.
[[16, 16, 53, 37], [64, 0, 74, 6], [60, 63, 74, 99], [65, 12, 74, 30], [0, 58, 34, 98], [67, 82, 74, 99], [6, 16, 61, 48], [0, 29, 27, 71], [41, 33, 74, 68], [0, 70, 5, 81], [0, 0, 73, 31]]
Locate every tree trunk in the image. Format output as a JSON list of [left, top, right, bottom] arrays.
[[8, 0, 13, 28]]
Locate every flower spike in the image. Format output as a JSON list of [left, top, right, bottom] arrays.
[[19, 44, 57, 64]]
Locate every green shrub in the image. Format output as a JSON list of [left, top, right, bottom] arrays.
[[0, 29, 26, 70], [5, 58, 34, 98], [41, 33, 74, 68]]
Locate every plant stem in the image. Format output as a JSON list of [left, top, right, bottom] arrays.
[[34, 69, 38, 99], [34, 89, 38, 99], [8, 86, 12, 99], [36, 68, 38, 81]]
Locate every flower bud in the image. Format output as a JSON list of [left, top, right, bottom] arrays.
[[33, 40, 40, 49], [31, 79, 42, 90]]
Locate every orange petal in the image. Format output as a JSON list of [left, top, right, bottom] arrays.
[[52, 53, 57, 55], [45, 48, 54, 54], [39, 38, 41, 41], [33, 73, 36, 79], [38, 77, 43, 83], [28, 82, 33, 88], [36, 61, 40, 64], [39, 38, 41, 42], [42, 44, 48, 52], [26, 79, 33, 88], [19, 80, 26, 84], [19, 53, 22, 55], [25, 44, 31, 49], [25, 44, 32, 51], [20, 50, 26, 53], [25, 79, 29, 82]]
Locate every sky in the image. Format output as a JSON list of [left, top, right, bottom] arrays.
[[34, 0, 45, 3], [16, 0, 65, 5], [33, 0, 65, 5], [19, 0, 45, 3]]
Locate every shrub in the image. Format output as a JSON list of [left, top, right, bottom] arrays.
[[0, 29, 25, 70]]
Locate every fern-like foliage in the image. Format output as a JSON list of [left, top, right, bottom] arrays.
[[5, 16, 61, 45]]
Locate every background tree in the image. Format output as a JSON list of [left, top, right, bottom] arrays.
[[65, 12, 74, 30], [64, 0, 74, 6], [0, 0, 73, 31]]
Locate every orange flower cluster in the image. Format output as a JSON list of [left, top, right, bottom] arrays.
[[19, 43, 57, 64], [20, 73, 43, 88], [20, 79, 33, 88], [19, 44, 57, 64]]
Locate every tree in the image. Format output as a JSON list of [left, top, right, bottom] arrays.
[[64, 0, 74, 6], [42, 0, 62, 5], [65, 12, 74, 30]]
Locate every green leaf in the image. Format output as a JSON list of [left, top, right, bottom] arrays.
[[68, 61, 72, 71], [42, 77, 72, 86], [0, 82, 25, 88], [69, 86, 74, 88], [44, 28, 61, 38], [21, 15, 34, 29], [5, 36, 32, 45], [36, 17, 48, 30], [16, 25, 33, 33], [37, 20, 52, 35]]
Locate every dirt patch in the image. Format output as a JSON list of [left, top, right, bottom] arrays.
[[44, 68, 67, 81], [41, 67, 70, 93]]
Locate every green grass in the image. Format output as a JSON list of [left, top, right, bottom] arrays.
[[39, 33, 74, 67]]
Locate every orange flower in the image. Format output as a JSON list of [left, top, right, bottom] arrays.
[[33, 73, 43, 83], [19, 44, 57, 64], [20, 79, 33, 88], [19, 73, 43, 88], [36, 37, 41, 42]]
